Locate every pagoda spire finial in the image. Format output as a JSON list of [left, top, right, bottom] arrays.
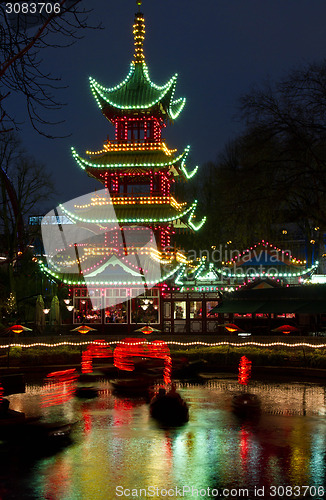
[[133, 8, 145, 64]]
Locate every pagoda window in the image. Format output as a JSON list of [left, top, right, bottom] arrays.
[[105, 289, 127, 323], [206, 301, 219, 318], [145, 120, 155, 141], [73, 288, 102, 324], [119, 180, 128, 194], [190, 301, 202, 319], [174, 301, 186, 320], [116, 120, 127, 141], [127, 184, 150, 194], [130, 288, 159, 324], [127, 121, 144, 142]]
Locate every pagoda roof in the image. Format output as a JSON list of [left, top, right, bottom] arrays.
[[59, 199, 203, 228], [89, 63, 185, 122], [88, 11, 185, 122], [39, 258, 185, 287], [72, 145, 187, 170], [71, 144, 198, 179]]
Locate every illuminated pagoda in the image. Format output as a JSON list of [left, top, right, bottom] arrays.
[[40, 2, 205, 329]]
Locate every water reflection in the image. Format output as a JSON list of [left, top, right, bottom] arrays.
[[1, 378, 326, 499]]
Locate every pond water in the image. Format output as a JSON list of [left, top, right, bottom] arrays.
[[1, 376, 326, 499]]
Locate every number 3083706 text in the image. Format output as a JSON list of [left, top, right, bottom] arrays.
[[5, 3, 61, 14]]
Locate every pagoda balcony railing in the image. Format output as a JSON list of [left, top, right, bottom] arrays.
[[74, 194, 185, 209], [106, 138, 158, 145], [86, 140, 177, 156], [112, 192, 171, 197], [109, 194, 186, 210]]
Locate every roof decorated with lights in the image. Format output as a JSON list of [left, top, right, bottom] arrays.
[[71, 144, 198, 179], [89, 11, 186, 122], [221, 240, 309, 277], [59, 198, 205, 230], [39, 255, 186, 287]]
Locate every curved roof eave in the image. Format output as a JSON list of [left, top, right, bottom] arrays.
[[71, 144, 191, 170], [39, 259, 185, 287], [89, 63, 184, 113], [187, 204, 207, 232], [58, 199, 198, 224]]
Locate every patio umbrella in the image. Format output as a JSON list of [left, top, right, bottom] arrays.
[[71, 325, 97, 334], [272, 324, 300, 335], [222, 323, 244, 334], [49, 296, 60, 326], [35, 295, 45, 328], [134, 325, 161, 335]]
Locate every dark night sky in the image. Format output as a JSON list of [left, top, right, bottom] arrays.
[[8, 0, 326, 210]]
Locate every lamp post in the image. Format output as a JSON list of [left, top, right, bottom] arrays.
[[42, 307, 50, 330]]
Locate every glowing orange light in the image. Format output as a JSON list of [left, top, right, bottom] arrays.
[[224, 323, 243, 333], [138, 325, 155, 335], [10, 324, 24, 334], [272, 324, 299, 335], [72, 325, 96, 335]]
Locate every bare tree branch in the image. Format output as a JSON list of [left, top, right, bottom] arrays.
[[0, 1, 101, 136]]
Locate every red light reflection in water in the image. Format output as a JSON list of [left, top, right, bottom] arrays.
[[113, 398, 138, 426], [44, 457, 72, 499], [253, 424, 293, 489], [81, 340, 113, 373], [240, 427, 250, 473], [41, 369, 78, 408], [82, 406, 92, 435], [238, 356, 252, 386], [0, 383, 3, 402], [163, 432, 173, 464], [114, 339, 172, 385]]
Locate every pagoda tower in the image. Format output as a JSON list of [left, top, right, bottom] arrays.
[[40, 3, 206, 328]]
